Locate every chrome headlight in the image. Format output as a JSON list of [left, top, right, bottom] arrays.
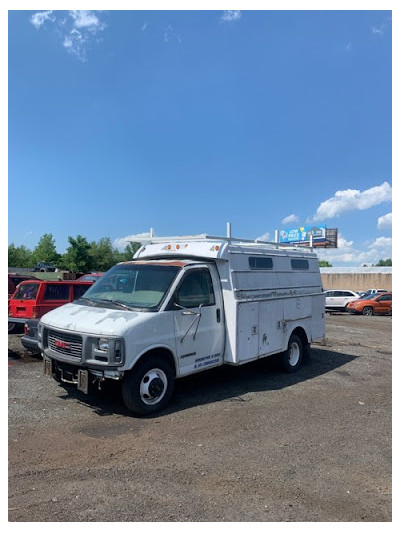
[[114, 339, 123, 363], [98, 337, 110, 352]]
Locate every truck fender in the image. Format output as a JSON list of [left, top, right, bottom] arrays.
[[127, 344, 178, 377], [286, 326, 310, 355]]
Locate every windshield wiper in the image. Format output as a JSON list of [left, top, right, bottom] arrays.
[[90, 298, 137, 311], [109, 300, 137, 311], [78, 297, 97, 306]]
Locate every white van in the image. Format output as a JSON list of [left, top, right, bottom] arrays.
[[324, 289, 360, 311], [39, 234, 325, 415]]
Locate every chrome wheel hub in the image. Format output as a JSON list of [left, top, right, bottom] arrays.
[[288, 342, 300, 366], [140, 368, 168, 405]]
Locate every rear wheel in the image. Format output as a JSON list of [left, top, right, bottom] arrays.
[[281, 333, 303, 373], [362, 306, 373, 316], [122, 355, 174, 416]]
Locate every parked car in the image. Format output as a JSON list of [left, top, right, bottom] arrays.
[[8, 273, 40, 332], [34, 261, 57, 272], [77, 272, 104, 283], [358, 289, 388, 298], [21, 319, 41, 355], [346, 292, 392, 316], [8, 273, 39, 298], [9, 280, 93, 345], [325, 289, 360, 311]]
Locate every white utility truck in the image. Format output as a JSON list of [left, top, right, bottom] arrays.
[[40, 234, 325, 415]]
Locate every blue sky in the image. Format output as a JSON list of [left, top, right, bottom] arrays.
[[8, 9, 392, 265]]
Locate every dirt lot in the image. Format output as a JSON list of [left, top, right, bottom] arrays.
[[8, 313, 391, 522]]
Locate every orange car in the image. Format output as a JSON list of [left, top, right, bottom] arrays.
[[346, 292, 392, 316]]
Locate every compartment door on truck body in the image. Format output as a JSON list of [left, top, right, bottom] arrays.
[[258, 299, 284, 356], [172, 266, 225, 376], [236, 300, 284, 363]]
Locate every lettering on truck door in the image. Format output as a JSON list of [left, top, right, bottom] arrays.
[[172, 268, 224, 376]]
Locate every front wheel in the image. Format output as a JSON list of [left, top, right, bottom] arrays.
[[362, 306, 373, 316], [281, 333, 303, 373], [122, 355, 174, 416]]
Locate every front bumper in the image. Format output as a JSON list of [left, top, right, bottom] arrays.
[[21, 335, 40, 354], [43, 356, 124, 394]]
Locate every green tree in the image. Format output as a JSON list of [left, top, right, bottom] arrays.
[[8, 243, 34, 268], [89, 237, 119, 272], [123, 241, 142, 261], [59, 235, 93, 272], [318, 260, 332, 267], [32, 233, 60, 265], [110, 242, 142, 264], [375, 258, 392, 266]]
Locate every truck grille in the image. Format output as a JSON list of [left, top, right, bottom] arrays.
[[47, 329, 83, 359]]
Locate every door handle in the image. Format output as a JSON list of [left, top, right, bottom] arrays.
[[216, 308, 221, 323]]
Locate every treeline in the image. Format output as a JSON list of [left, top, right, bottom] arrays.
[[8, 233, 141, 273]]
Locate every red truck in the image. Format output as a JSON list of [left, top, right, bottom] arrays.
[[8, 273, 40, 332], [9, 280, 93, 351]]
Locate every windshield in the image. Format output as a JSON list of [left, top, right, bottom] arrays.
[[14, 283, 40, 300], [81, 263, 180, 310]]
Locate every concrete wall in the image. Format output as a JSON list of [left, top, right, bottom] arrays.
[[321, 273, 392, 292]]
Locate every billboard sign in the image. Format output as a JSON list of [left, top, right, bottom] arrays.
[[279, 225, 326, 244]]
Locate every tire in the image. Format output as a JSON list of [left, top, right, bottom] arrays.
[[122, 355, 174, 416], [362, 306, 373, 316], [8, 322, 23, 334], [281, 333, 303, 373]]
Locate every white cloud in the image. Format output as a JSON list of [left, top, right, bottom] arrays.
[[29, 10, 106, 62], [377, 212, 392, 230], [256, 232, 271, 242], [30, 11, 55, 29], [114, 232, 153, 251], [69, 10, 104, 30], [370, 236, 392, 248], [63, 11, 106, 61], [312, 181, 392, 221], [316, 234, 392, 266], [220, 11, 241, 22], [281, 214, 299, 226]]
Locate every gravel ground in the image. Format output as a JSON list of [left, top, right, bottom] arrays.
[[8, 313, 392, 522]]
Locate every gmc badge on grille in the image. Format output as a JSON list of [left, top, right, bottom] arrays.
[[55, 340, 70, 349]]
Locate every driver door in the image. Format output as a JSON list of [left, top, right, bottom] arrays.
[[171, 267, 224, 376]]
